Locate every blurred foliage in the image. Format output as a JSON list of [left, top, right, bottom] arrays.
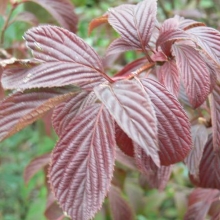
[[0, 0, 219, 219]]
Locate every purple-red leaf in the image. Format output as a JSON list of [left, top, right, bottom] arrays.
[[4, 25, 107, 89], [187, 27, 220, 65], [0, 87, 78, 141], [199, 135, 220, 189], [25, 0, 78, 33], [140, 78, 192, 165], [89, 14, 108, 34], [156, 18, 189, 50], [184, 188, 220, 220], [108, 0, 157, 52], [157, 59, 180, 97], [172, 44, 211, 108], [184, 124, 208, 179], [10, 11, 39, 26], [24, 153, 50, 184], [94, 80, 159, 167], [52, 91, 89, 136], [2, 62, 103, 90], [134, 143, 172, 190], [106, 37, 140, 57], [211, 82, 220, 151], [49, 104, 116, 220], [109, 185, 135, 220], [115, 123, 134, 157]]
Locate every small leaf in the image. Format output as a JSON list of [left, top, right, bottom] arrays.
[[187, 27, 220, 65], [184, 124, 208, 178], [26, 0, 78, 33], [89, 14, 108, 34], [109, 185, 135, 220], [94, 80, 159, 167], [157, 59, 180, 96], [108, 0, 157, 52], [134, 143, 172, 190], [172, 44, 211, 108], [49, 104, 116, 220], [199, 134, 220, 189], [0, 86, 78, 141], [211, 82, 220, 151], [156, 18, 189, 51], [184, 188, 220, 220], [140, 78, 192, 165], [106, 37, 140, 57], [24, 153, 51, 184]]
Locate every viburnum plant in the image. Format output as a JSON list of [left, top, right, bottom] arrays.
[[1, 0, 220, 219]]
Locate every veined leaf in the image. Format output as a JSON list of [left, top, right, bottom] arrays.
[[156, 18, 189, 50], [184, 124, 208, 178], [134, 143, 172, 190], [49, 104, 116, 220], [52, 91, 89, 136], [187, 27, 220, 65], [24, 153, 51, 184], [25, 0, 78, 33], [157, 59, 180, 97], [211, 83, 220, 151], [184, 188, 220, 220], [106, 37, 140, 57], [109, 185, 135, 220], [2, 62, 103, 90], [0, 86, 79, 141], [140, 78, 192, 165], [94, 80, 159, 167], [108, 0, 157, 52], [12, 26, 109, 88], [199, 135, 220, 189], [172, 44, 211, 108]]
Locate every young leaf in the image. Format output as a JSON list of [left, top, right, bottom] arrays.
[[24, 153, 51, 184], [49, 104, 116, 220], [199, 135, 220, 189], [184, 188, 220, 220], [52, 91, 89, 136], [210, 82, 220, 151], [134, 143, 172, 190], [156, 18, 189, 51], [172, 44, 211, 108], [157, 59, 180, 96], [89, 14, 108, 34], [187, 27, 220, 65], [109, 185, 135, 220], [94, 80, 160, 167], [184, 124, 208, 179], [139, 78, 192, 165], [0, 86, 79, 141], [106, 37, 140, 57], [108, 0, 157, 52], [26, 0, 78, 33]]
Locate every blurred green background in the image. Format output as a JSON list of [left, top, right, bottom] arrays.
[[0, 0, 219, 219]]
